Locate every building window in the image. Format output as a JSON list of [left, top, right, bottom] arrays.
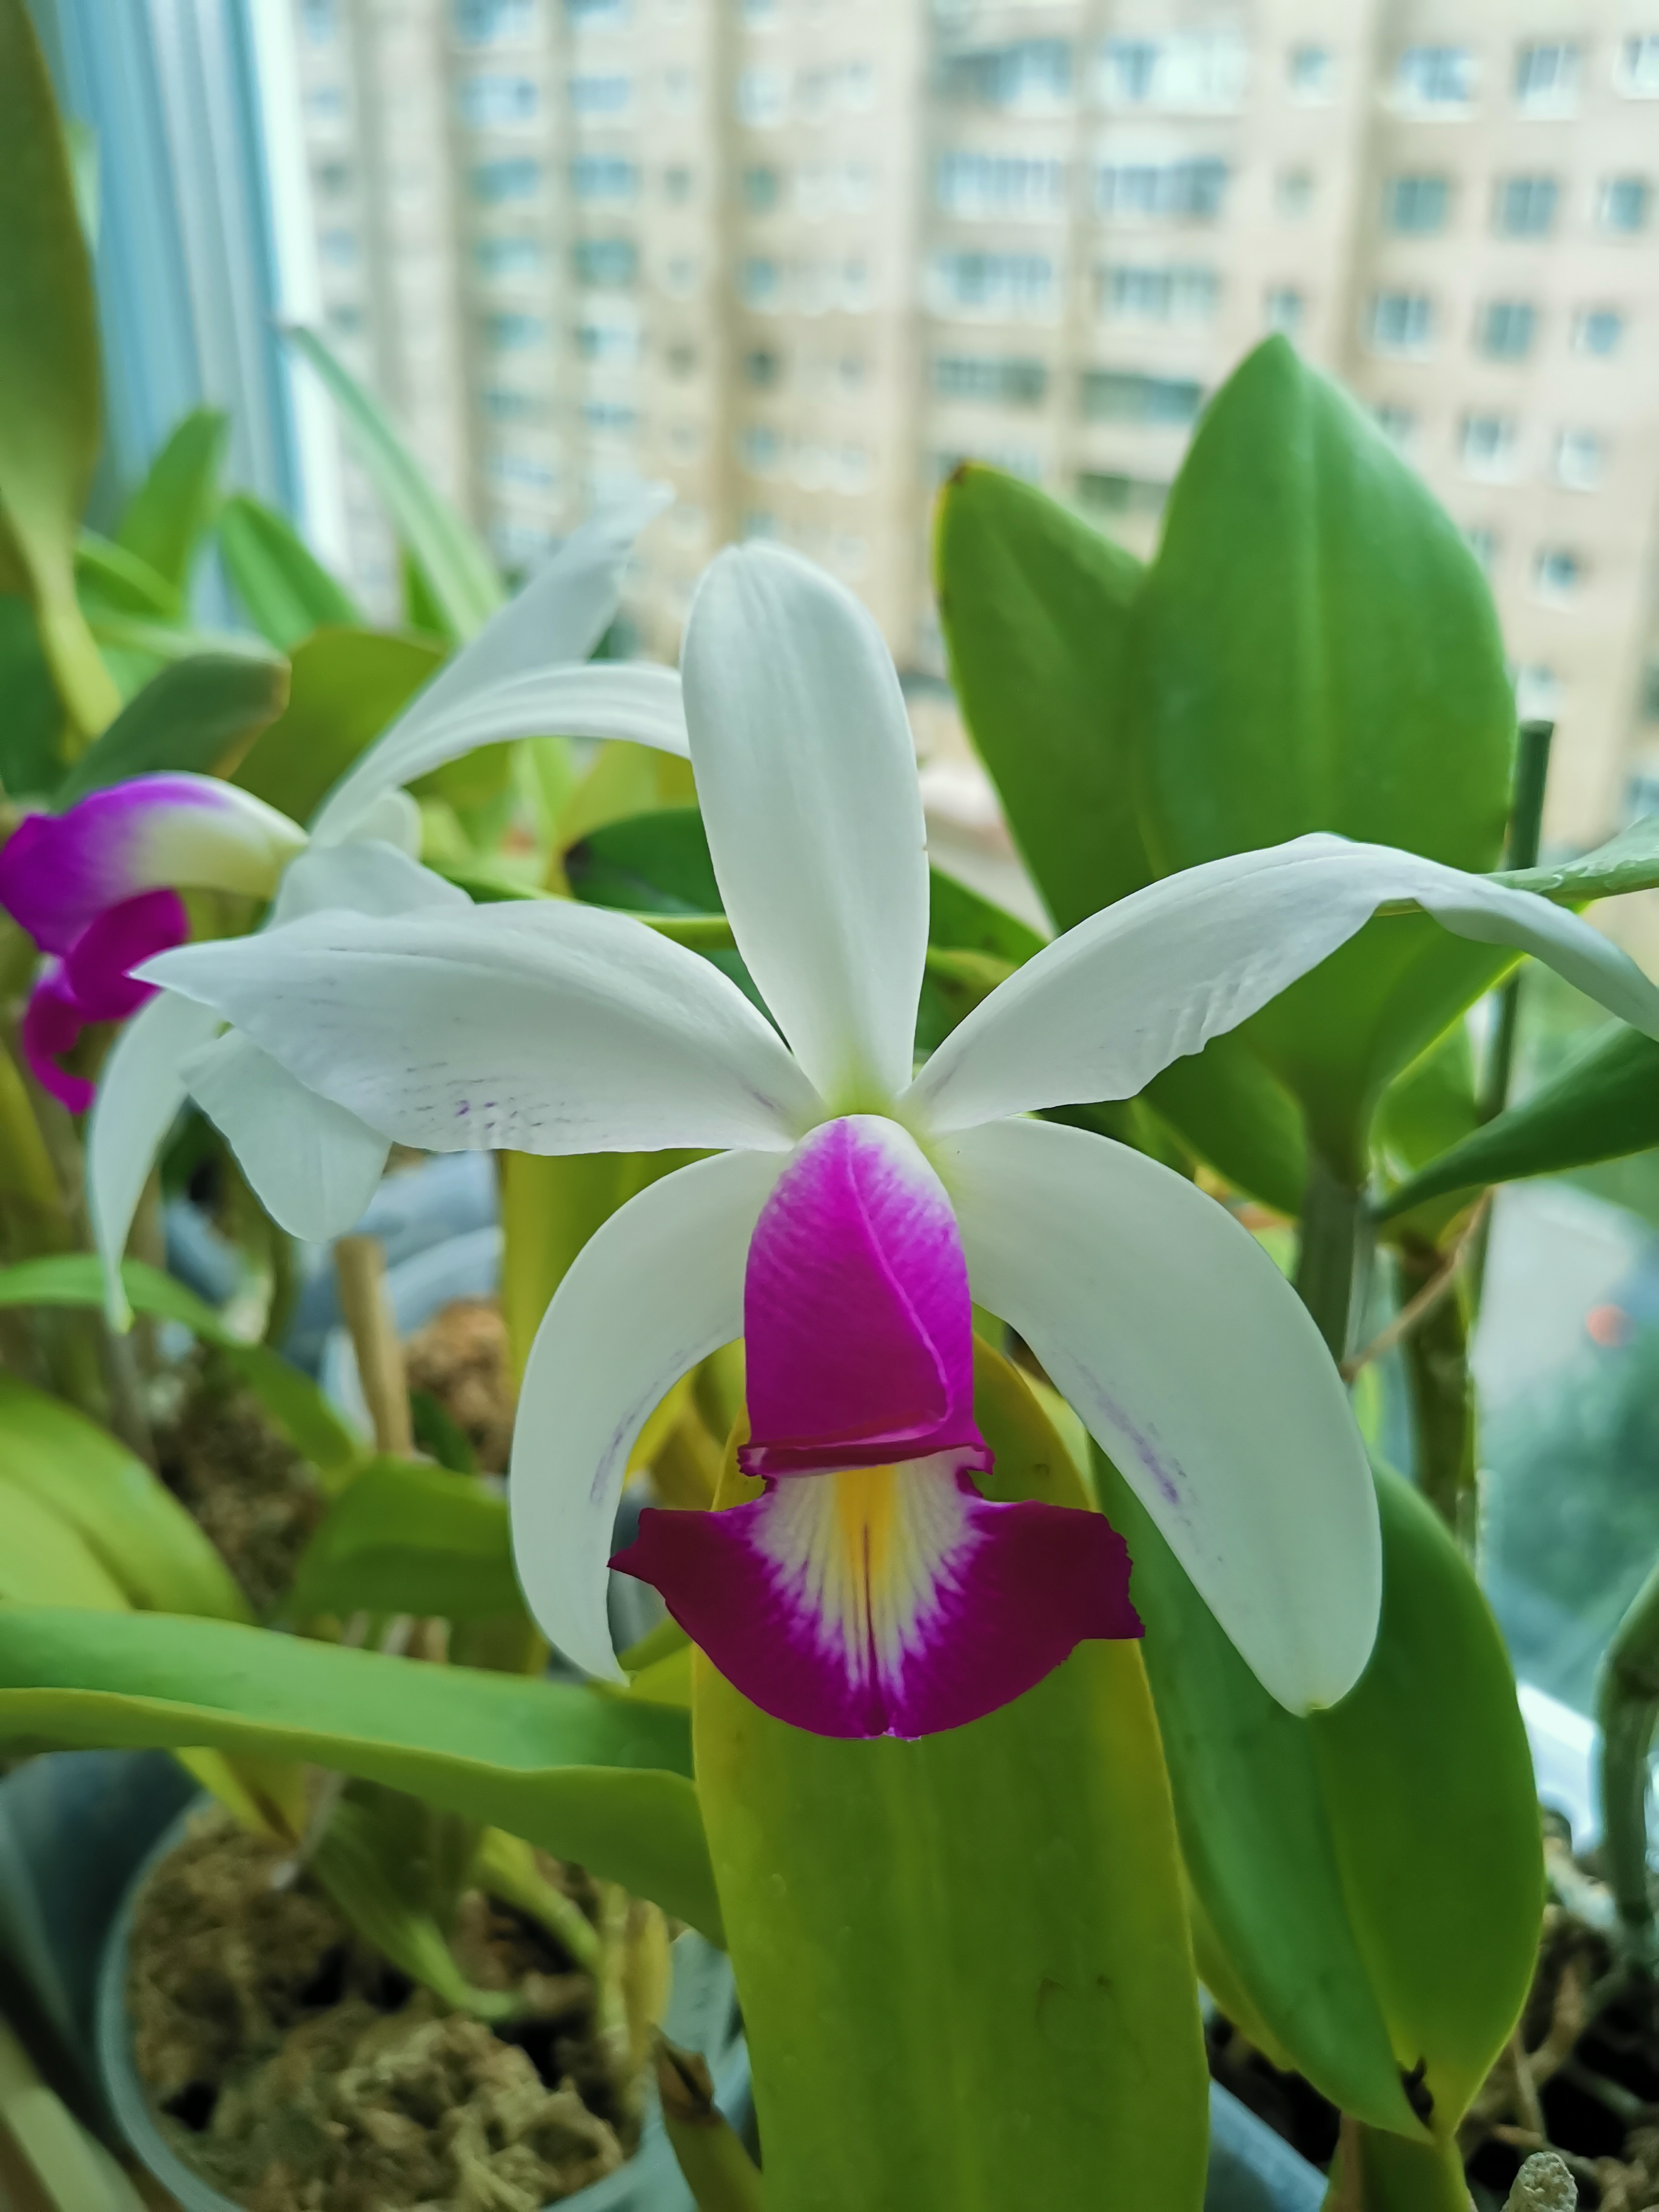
[[739, 424, 781, 473], [1288, 44, 1332, 101], [1479, 300, 1537, 359], [743, 347, 783, 388], [571, 155, 637, 200], [319, 227, 358, 267], [1515, 666, 1560, 719], [1598, 176, 1652, 231], [488, 448, 557, 494], [1618, 35, 1659, 93], [575, 315, 639, 362], [931, 250, 1058, 316], [937, 152, 1067, 218], [458, 73, 538, 126], [571, 74, 631, 114], [945, 39, 1072, 110], [738, 67, 788, 126], [1094, 158, 1227, 220], [1076, 471, 1168, 516], [1101, 39, 1158, 103], [663, 165, 692, 204], [740, 256, 782, 307], [1100, 263, 1218, 322], [1099, 30, 1247, 109], [482, 387, 545, 421], [1461, 414, 1517, 475], [1493, 176, 1559, 234], [1385, 174, 1449, 232], [1533, 548, 1581, 597], [1373, 406, 1415, 450], [566, 0, 627, 24], [1265, 287, 1302, 334], [742, 164, 781, 212], [1397, 46, 1473, 107], [583, 400, 638, 434], [301, 0, 338, 44], [1080, 369, 1202, 424], [483, 310, 549, 349], [454, 0, 534, 44], [1556, 429, 1603, 488], [1463, 526, 1498, 571], [1573, 308, 1624, 355], [314, 158, 352, 196], [572, 236, 638, 286], [474, 235, 543, 276], [934, 355, 1049, 405], [1515, 42, 1580, 109], [470, 157, 541, 204], [324, 302, 361, 336], [1276, 168, 1314, 218], [1369, 290, 1433, 354]]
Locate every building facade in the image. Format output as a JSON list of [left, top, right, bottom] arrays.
[[290, 0, 1659, 852]]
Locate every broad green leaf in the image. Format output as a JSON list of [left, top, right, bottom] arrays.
[[1381, 1021, 1659, 1216], [0, 1255, 360, 1480], [934, 461, 1151, 930], [289, 1456, 525, 1623], [114, 409, 227, 602], [400, 541, 454, 642], [0, 1605, 717, 1936], [0, 1374, 249, 1620], [286, 326, 502, 638], [1096, 1450, 1540, 2139], [0, 592, 61, 796], [1500, 814, 1659, 905], [1373, 1026, 1482, 1241], [409, 739, 517, 814], [0, 0, 118, 741], [217, 491, 360, 650], [555, 742, 698, 859], [75, 529, 178, 618], [926, 864, 1045, 964], [694, 1344, 1207, 2212], [55, 649, 290, 803], [563, 806, 722, 916], [1131, 338, 1517, 1176], [0, 1483, 129, 1610], [1144, 1036, 1310, 1218], [232, 625, 442, 825]]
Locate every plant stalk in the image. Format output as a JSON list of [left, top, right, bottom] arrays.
[[333, 1235, 412, 1455], [1596, 1554, 1659, 1972], [1397, 1235, 1478, 1553], [1294, 1155, 1369, 1362]]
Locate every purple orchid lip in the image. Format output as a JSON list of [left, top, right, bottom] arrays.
[[615, 1111, 1141, 1738], [18, 888, 189, 1113], [615, 1454, 1141, 1738], [738, 1114, 990, 1481]]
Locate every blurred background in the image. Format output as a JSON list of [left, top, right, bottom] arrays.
[[24, 0, 1659, 1735]]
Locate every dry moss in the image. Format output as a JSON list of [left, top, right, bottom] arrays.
[[404, 1299, 515, 1475]]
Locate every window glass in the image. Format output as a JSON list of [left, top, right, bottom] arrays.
[[458, 74, 538, 127], [1515, 42, 1580, 108], [1095, 159, 1227, 220], [1557, 430, 1603, 488], [1288, 45, 1332, 100], [455, 0, 535, 45], [1369, 291, 1433, 353], [1396, 46, 1473, 106], [1080, 369, 1202, 423], [1385, 175, 1449, 233], [1598, 177, 1652, 232], [1534, 548, 1581, 596], [1480, 300, 1537, 360], [1573, 309, 1624, 355], [1493, 176, 1559, 235], [572, 155, 637, 201], [1461, 413, 1517, 475], [1264, 287, 1302, 335], [572, 236, 638, 285], [471, 157, 541, 204]]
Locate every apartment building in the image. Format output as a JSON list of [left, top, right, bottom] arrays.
[[289, 0, 1659, 850]]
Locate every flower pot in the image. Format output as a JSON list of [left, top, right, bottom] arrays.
[[95, 1798, 751, 2212], [1204, 2083, 1326, 2211]]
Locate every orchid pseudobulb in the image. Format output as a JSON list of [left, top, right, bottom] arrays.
[[145, 545, 1659, 1738], [0, 489, 689, 1320]]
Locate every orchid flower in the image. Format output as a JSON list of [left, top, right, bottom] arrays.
[[144, 546, 1659, 1739], [0, 489, 689, 1319]]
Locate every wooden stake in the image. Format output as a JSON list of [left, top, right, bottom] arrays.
[[333, 1235, 412, 1456]]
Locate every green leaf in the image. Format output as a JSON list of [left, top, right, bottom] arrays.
[[1131, 338, 1517, 1176], [0, 1255, 361, 1480], [232, 625, 443, 826], [925, 865, 1045, 964], [1095, 1450, 1541, 2139], [694, 1344, 1207, 2211], [0, 1606, 717, 1935], [217, 491, 361, 650], [0, 592, 62, 797], [55, 649, 290, 804], [286, 326, 502, 638], [409, 1388, 479, 1475], [290, 1457, 525, 1623], [0, 0, 118, 740], [0, 1484, 130, 1610], [934, 462, 1151, 931], [1381, 1022, 1659, 1219], [0, 1374, 249, 1620], [75, 528, 179, 618], [114, 409, 227, 603], [565, 806, 720, 916], [1499, 814, 1659, 905]]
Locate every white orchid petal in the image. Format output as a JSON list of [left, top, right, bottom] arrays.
[[941, 1115, 1382, 1714], [310, 487, 674, 842], [682, 545, 928, 1106], [907, 833, 1659, 1133], [182, 1028, 389, 1243], [270, 840, 470, 927], [140, 900, 822, 1156], [511, 1147, 782, 1678], [338, 787, 422, 856], [87, 990, 222, 1328]]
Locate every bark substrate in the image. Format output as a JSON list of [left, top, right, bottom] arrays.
[[1205, 1817, 1659, 2209], [153, 1357, 324, 1615], [405, 1299, 515, 1475], [128, 1811, 633, 2212]]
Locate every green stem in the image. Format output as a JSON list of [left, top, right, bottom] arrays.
[[1596, 1555, 1659, 1972], [1294, 1155, 1368, 1362], [1398, 1238, 1478, 1553]]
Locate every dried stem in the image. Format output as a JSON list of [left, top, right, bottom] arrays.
[[1343, 1192, 1492, 1383]]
